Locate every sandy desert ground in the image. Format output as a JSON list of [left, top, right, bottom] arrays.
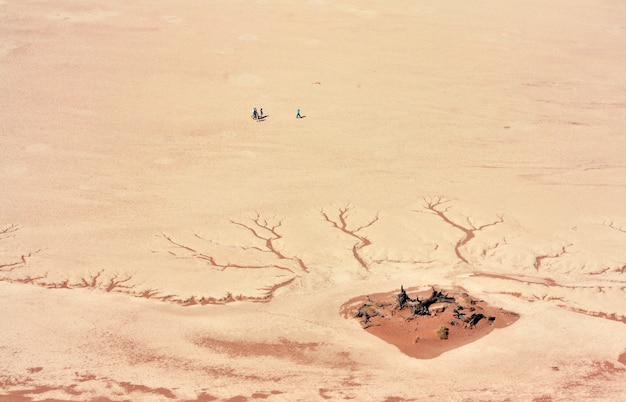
[[1, 0, 626, 400]]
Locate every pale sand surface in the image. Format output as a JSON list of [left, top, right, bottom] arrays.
[[1, 0, 626, 400]]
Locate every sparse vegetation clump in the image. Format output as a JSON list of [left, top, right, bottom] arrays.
[[437, 325, 449, 340]]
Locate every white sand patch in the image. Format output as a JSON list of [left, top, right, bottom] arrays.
[[237, 150, 256, 158], [154, 157, 174, 165], [217, 130, 237, 139], [215, 47, 235, 55], [238, 33, 259, 41], [475, 28, 527, 47], [336, 4, 378, 19], [25, 143, 50, 154], [303, 38, 320, 46], [160, 15, 182, 24], [46, 10, 119, 23], [3, 163, 27, 176], [0, 41, 19, 59], [60, 107, 99, 117], [228, 73, 262, 86]]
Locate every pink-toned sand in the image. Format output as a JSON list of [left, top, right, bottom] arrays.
[[1, 0, 625, 401]]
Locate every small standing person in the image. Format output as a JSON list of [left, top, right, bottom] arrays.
[[252, 107, 258, 120], [259, 108, 264, 118], [296, 108, 302, 118]]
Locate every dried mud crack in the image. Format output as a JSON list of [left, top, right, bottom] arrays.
[[416, 197, 505, 264]]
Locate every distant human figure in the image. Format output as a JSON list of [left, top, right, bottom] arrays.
[[296, 108, 302, 118], [259, 108, 264, 118], [252, 107, 258, 120]]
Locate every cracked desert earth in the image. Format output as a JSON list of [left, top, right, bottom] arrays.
[[1, 1, 626, 401]]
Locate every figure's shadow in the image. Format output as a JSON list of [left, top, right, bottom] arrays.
[[258, 115, 268, 121]]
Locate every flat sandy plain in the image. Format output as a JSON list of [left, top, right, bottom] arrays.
[[1, 0, 626, 400]]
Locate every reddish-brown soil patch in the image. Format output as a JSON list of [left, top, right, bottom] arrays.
[[582, 360, 626, 380], [183, 393, 219, 402], [194, 336, 320, 364], [619, 350, 626, 366], [340, 286, 519, 359]]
